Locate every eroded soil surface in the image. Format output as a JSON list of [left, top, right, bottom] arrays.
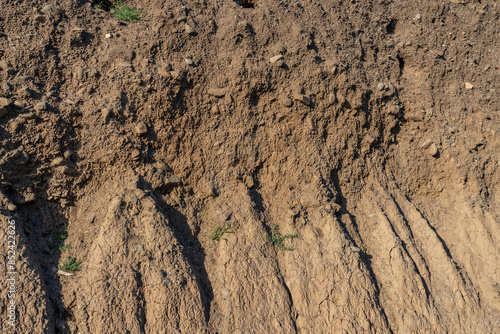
[[0, 0, 499, 333]]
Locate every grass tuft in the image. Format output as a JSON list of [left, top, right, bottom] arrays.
[[208, 224, 232, 241], [59, 257, 82, 272], [112, 2, 144, 22], [268, 224, 297, 251]]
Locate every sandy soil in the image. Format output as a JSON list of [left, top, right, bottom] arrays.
[[0, 0, 499, 333]]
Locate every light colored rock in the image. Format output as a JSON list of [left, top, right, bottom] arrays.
[[269, 55, 284, 63], [283, 98, 293, 107], [50, 157, 65, 167], [75, 67, 84, 81], [388, 105, 400, 116], [36, 101, 47, 110], [244, 175, 254, 188], [118, 61, 132, 67], [158, 66, 169, 76], [465, 82, 474, 90], [328, 93, 337, 104], [428, 143, 438, 156], [294, 94, 311, 106], [134, 122, 147, 135], [165, 175, 181, 188], [185, 24, 195, 34], [377, 82, 386, 91], [306, 117, 317, 131], [207, 87, 227, 98]]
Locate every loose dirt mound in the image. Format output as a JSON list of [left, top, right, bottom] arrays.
[[0, 0, 499, 333]]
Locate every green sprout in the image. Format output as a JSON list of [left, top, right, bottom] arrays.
[[208, 225, 232, 241], [59, 257, 82, 272], [268, 224, 297, 251], [49, 228, 69, 251], [112, 2, 144, 22]]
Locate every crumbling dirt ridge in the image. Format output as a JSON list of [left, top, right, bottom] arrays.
[[0, 0, 499, 333]]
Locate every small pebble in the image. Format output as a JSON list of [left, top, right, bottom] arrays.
[[283, 98, 293, 107], [415, 13, 421, 20], [328, 93, 336, 104], [75, 67, 84, 81], [134, 121, 147, 135], [351, 246, 361, 252], [7, 203, 17, 211], [294, 94, 311, 106], [185, 24, 195, 34], [428, 143, 438, 156], [269, 55, 284, 63], [118, 61, 132, 67], [50, 157, 65, 167], [377, 82, 386, 91], [465, 82, 473, 90], [36, 101, 47, 110], [184, 58, 194, 65]]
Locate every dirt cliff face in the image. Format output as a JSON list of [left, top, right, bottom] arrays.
[[0, 0, 498, 333]]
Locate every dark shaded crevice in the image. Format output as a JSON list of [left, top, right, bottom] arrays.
[[397, 55, 405, 76], [280, 277, 298, 333], [235, 0, 255, 8], [248, 188, 265, 215], [386, 19, 397, 34]]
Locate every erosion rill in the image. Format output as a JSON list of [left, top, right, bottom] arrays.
[[0, 0, 498, 333]]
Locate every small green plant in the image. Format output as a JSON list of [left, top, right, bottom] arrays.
[[49, 229, 69, 251], [268, 224, 297, 251], [59, 257, 82, 272], [112, 2, 144, 22], [208, 224, 232, 241]]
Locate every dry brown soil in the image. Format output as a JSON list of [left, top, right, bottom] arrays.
[[0, 0, 499, 333]]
